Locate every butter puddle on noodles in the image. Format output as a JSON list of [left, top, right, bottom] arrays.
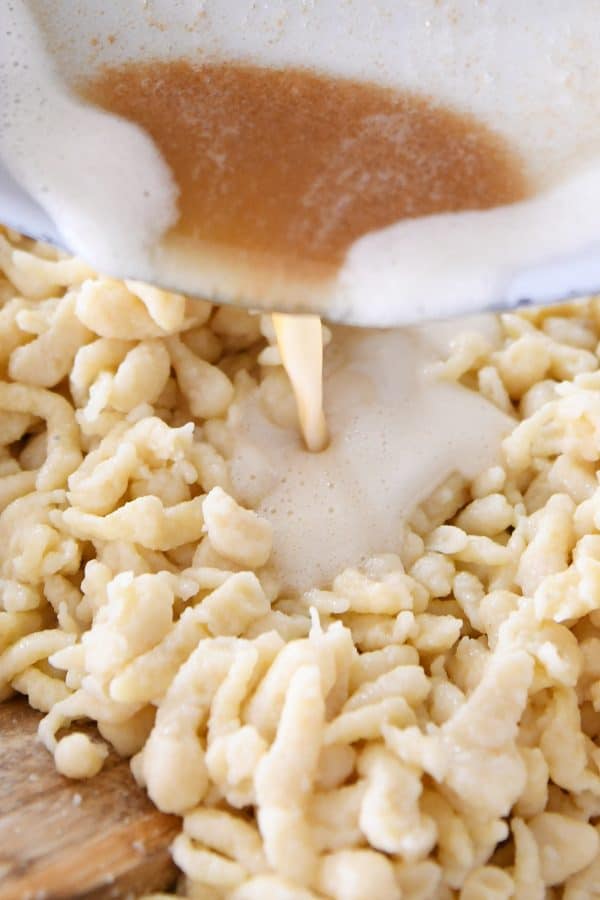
[[231, 321, 513, 593], [272, 313, 329, 452]]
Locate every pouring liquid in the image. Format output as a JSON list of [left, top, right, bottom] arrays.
[[271, 314, 329, 453]]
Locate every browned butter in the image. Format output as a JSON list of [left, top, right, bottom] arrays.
[[82, 60, 527, 282]]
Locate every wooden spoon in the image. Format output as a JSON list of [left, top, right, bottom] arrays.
[[0, 699, 179, 899]]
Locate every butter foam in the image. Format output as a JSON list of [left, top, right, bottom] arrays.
[[230, 322, 512, 593]]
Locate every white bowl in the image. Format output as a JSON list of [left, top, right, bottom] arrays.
[[2, 1, 600, 324]]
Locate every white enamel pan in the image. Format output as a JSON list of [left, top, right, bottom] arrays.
[[2, 1, 600, 325]]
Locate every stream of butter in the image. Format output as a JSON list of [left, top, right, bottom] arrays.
[[271, 313, 329, 454]]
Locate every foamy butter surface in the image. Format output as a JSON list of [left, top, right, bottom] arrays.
[[230, 321, 513, 593], [0, 0, 178, 275]]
